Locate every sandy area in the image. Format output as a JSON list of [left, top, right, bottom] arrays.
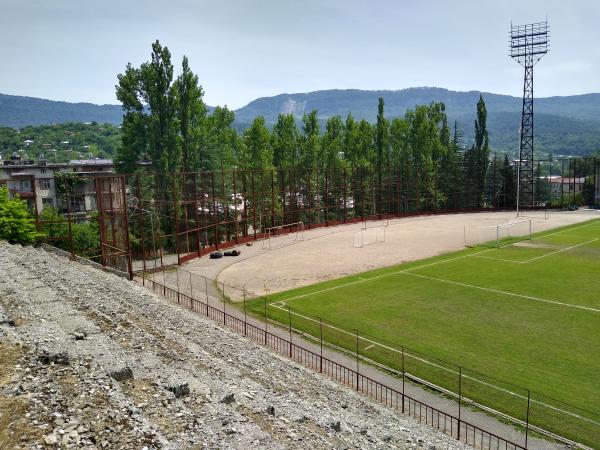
[[183, 210, 599, 299]]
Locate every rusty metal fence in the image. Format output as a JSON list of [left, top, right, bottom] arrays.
[[136, 268, 527, 450]]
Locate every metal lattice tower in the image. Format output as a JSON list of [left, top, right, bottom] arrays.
[[509, 21, 549, 208]]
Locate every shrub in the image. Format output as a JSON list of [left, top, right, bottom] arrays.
[[0, 186, 43, 245]]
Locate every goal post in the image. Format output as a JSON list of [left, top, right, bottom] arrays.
[[465, 218, 533, 248], [262, 221, 305, 250], [486, 219, 532, 248], [361, 218, 389, 230], [353, 224, 386, 248]]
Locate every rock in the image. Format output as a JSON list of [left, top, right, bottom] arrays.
[[109, 367, 133, 382], [166, 383, 190, 398], [220, 393, 235, 404], [0, 311, 15, 327], [44, 434, 58, 445], [38, 351, 70, 366], [266, 405, 275, 416], [330, 421, 341, 432], [73, 332, 86, 340]]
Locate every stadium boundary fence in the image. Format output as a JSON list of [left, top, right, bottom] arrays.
[[135, 266, 599, 450]]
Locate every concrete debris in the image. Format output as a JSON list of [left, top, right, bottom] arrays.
[[0, 241, 470, 449]]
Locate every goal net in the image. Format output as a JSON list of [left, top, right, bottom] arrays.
[[465, 218, 533, 248], [262, 221, 304, 250], [353, 225, 386, 248], [362, 218, 389, 230]]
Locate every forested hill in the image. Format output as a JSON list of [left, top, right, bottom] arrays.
[[0, 93, 123, 128], [235, 88, 600, 155], [235, 88, 600, 124], [2, 88, 600, 155]]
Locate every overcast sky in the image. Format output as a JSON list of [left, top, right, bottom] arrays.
[[1, 0, 599, 109]]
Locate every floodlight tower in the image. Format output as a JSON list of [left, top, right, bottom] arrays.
[[509, 20, 549, 209]]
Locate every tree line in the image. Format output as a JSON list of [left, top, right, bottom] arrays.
[[115, 41, 496, 209]]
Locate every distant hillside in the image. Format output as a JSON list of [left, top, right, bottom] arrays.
[[235, 88, 600, 155], [0, 93, 123, 127], [2, 88, 600, 155]]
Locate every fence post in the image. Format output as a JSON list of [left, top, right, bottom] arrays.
[[319, 317, 323, 373], [525, 389, 531, 449], [401, 345, 405, 413], [176, 268, 180, 304], [264, 297, 268, 346], [355, 329, 359, 391], [243, 291, 247, 336], [204, 276, 208, 316], [222, 283, 226, 325], [287, 306, 292, 358], [189, 271, 193, 300], [458, 366, 462, 440]]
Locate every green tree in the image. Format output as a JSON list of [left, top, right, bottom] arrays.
[[375, 97, 389, 210], [115, 40, 179, 174], [300, 110, 320, 167], [202, 106, 237, 171], [499, 154, 516, 207], [271, 114, 299, 168], [242, 116, 272, 169], [342, 113, 359, 167], [0, 187, 42, 244], [174, 56, 207, 172], [321, 115, 344, 168], [464, 95, 490, 207]]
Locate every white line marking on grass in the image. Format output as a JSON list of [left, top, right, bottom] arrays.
[[279, 219, 600, 308], [521, 238, 598, 263], [470, 254, 522, 264], [268, 301, 600, 426], [401, 271, 600, 313], [364, 344, 375, 350]]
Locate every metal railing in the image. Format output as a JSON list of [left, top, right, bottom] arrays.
[[137, 271, 527, 450]]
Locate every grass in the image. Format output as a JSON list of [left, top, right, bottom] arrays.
[[246, 218, 600, 447]]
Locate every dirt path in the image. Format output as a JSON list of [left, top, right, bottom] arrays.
[[183, 210, 597, 299]]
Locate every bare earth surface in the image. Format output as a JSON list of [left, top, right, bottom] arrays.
[[0, 242, 470, 449], [183, 210, 597, 299]]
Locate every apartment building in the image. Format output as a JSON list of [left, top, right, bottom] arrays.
[[0, 154, 114, 214]]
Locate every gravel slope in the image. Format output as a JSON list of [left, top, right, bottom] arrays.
[[0, 242, 470, 449]]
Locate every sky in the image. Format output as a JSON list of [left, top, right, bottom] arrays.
[[1, 0, 599, 109]]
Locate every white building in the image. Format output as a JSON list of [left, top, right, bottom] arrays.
[[0, 154, 114, 215], [547, 175, 587, 201]]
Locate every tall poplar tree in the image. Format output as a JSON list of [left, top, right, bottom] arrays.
[[174, 56, 206, 172]]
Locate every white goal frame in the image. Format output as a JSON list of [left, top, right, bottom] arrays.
[[262, 221, 305, 250], [493, 219, 532, 247], [353, 225, 386, 248], [362, 218, 389, 230]]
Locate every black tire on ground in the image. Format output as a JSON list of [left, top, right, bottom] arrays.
[[209, 251, 223, 259], [224, 250, 241, 257]]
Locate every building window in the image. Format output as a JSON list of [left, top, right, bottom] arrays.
[[69, 196, 85, 212], [40, 179, 51, 190], [19, 180, 31, 191], [41, 167, 47, 174], [42, 197, 54, 208]]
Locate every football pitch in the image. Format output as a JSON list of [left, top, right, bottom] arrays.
[[247, 218, 600, 445]]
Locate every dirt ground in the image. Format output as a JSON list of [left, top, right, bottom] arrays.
[[183, 210, 599, 300]]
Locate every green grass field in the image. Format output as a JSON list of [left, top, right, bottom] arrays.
[[246, 218, 600, 446]]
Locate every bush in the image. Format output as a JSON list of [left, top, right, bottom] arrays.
[[0, 186, 43, 245]]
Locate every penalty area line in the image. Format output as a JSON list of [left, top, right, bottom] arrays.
[[401, 272, 600, 313]]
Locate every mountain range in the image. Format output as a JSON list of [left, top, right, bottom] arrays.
[[1, 88, 599, 155]]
